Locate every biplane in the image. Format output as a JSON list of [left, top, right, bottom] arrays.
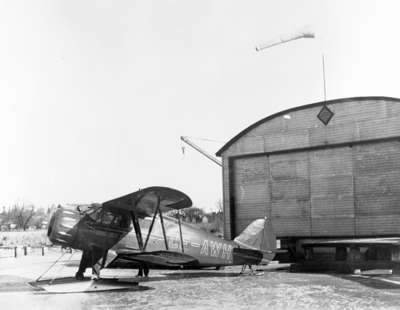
[[46, 186, 276, 281]]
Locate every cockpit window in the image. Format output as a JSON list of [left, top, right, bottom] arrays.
[[113, 214, 122, 226], [101, 211, 114, 225], [77, 203, 101, 214], [119, 215, 131, 228], [85, 207, 131, 229], [87, 207, 102, 222]]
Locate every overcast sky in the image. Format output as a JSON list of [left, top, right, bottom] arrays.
[[1, 1, 399, 210]]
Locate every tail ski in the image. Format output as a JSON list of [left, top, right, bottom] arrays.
[[234, 217, 276, 261]]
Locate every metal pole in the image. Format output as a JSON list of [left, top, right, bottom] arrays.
[[322, 54, 327, 102]]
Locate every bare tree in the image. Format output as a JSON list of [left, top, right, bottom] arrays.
[[15, 205, 35, 230]]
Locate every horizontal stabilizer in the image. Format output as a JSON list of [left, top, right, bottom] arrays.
[[117, 250, 198, 267], [232, 248, 263, 265]]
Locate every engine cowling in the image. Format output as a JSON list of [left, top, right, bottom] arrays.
[[47, 205, 81, 248]]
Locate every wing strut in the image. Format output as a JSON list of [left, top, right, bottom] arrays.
[[158, 208, 169, 250], [178, 214, 184, 253], [131, 211, 144, 251], [143, 196, 161, 251]]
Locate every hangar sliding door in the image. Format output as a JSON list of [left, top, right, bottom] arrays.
[[232, 156, 270, 235], [309, 147, 355, 236], [269, 152, 311, 236], [354, 141, 400, 235], [231, 143, 400, 238]]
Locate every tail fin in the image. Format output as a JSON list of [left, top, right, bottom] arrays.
[[234, 217, 276, 261]]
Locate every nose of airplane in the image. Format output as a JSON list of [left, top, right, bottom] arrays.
[[47, 206, 81, 247], [47, 211, 56, 238]]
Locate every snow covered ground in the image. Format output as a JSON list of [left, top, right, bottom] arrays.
[[1, 251, 400, 309]]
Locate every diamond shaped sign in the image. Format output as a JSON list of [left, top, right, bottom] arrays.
[[317, 105, 334, 125]]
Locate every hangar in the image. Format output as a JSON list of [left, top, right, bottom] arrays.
[[216, 96, 400, 246]]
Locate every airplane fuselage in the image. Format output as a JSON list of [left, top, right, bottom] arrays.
[[114, 216, 236, 267], [48, 205, 239, 268]]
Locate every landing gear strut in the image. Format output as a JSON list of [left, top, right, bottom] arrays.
[[75, 247, 104, 280], [240, 264, 256, 275], [75, 250, 91, 280], [137, 264, 149, 277]]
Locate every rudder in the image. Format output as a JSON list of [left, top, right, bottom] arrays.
[[233, 217, 276, 261]]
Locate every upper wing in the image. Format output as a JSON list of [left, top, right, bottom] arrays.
[[301, 237, 400, 247], [102, 186, 192, 218]]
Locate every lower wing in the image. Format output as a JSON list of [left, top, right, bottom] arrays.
[[114, 249, 199, 267]]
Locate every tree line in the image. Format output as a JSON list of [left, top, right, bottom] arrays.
[[0, 205, 56, 231]]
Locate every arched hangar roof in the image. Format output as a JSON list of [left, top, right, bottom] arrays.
[[216, 96, 400, 157]]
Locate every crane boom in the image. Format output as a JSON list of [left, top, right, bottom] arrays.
[[180, 136, 222, 167]]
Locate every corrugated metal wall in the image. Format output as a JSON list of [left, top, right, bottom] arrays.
[[269, 152, 310, 236], [310, 147, 354, 236], [232, 156, 270, 235], [231, 141, 400, 238], [354, 141, 400, 235]]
